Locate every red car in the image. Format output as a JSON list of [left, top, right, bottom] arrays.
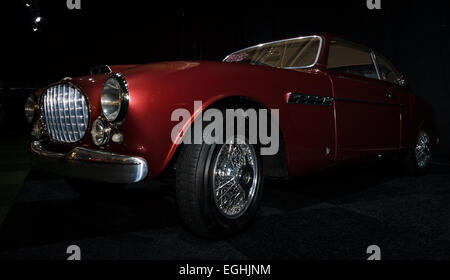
[[27, 34, 437, 238]]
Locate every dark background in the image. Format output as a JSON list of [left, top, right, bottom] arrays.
[[0, 0, 449, 154]]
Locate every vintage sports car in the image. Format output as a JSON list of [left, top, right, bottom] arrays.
[[26, 34, 437, 238]]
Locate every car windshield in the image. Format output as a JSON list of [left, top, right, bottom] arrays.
[[224, 36, 322, 69]]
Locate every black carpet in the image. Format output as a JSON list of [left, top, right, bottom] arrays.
[[0, 160, 449, 260]]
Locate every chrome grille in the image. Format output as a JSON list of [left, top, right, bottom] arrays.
[[40, 84, 89, 143]]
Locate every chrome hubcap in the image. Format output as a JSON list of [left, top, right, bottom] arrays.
[[415, 131, 432, 168], [212, 137, 258, 219]]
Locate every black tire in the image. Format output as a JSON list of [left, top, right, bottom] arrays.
[[176, 109, 264, 239], [402, 130, 433, 176], [65, 178, 126, 198]]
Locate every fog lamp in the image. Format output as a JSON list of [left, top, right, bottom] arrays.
[[112, 132, 124, 144], [91, 118, 111, 146]]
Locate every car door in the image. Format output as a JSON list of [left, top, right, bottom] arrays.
[[262, 36, 336, 176], [375, 53, 410, 148], [283, 70, 336, 175], [326, 38, 401, 161], [374, 52, 410, 148]]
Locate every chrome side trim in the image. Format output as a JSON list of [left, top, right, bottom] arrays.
[[223, 35, 324, 70], [288, 93, 334, 106], [30, 141, 148, 184]]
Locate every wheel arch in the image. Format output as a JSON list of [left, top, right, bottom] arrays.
[[159, 96, 289, 180], [419, 118, 438, 146]]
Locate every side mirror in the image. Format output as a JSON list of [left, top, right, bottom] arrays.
[[398, 74, 407, 87]]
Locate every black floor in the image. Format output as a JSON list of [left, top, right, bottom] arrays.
[[0, 158, 449, 260]]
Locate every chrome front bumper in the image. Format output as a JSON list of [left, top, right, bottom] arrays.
[[30, 141, 148, 184]]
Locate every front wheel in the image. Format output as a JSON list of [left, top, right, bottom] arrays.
[[176, 136, 263, 239], [402, 130, 433, 175]]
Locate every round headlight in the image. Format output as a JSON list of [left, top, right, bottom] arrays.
[[25, 94, 37, 124], [91, 118, 111, 146], [101, 74, 129, 124]]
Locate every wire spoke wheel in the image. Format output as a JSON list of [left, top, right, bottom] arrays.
[[212, 136, 259, 219], [176, 108, 264, 238], [415, 131, 432, 168]]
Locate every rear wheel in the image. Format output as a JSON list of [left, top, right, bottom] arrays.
[[176, 135, 263, 239], [402, 130, 433, 175]]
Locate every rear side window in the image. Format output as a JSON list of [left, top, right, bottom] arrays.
[[376, 53, 402, 85], [327, 39, 378, 80]]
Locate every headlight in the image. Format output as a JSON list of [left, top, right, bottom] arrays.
[[24, 94, 37, 124], [101, 74, 129, 124], [91, 118, 111, 146]]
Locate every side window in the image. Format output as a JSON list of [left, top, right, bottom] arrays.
[[327, 39, 378, 79], [376, 54, 402, 85]]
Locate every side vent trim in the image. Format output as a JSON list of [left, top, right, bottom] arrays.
[[288, 93, 334, 106]]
